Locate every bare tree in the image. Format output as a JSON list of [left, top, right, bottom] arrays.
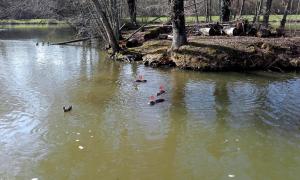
[[90, 0, 120, 54], [239, 0, 245, 17], [170, 0, 187, 50], [221, 0, 231, 22], [127, 0, 137, 26], [253, 0, 264, 23], [206, 0, 210, 22], [279, 0, 293, 30], [262, 0, 273, 27], [234, 0, 240, 19]]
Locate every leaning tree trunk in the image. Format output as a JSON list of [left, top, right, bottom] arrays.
[[221, 0, 231, 22], [91, 0, 120, 54], [280, 0, 292, 30], [239, 0, 245, 17], [127, 0, 137, 26], [263, 0, 273, 28], [170, 0, 187, 50]]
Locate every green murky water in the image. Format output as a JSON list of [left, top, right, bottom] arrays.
[[0, 25, 300, 180]]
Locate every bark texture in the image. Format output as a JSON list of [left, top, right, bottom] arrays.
[[221, 0, 231, 22], [239, 0, 245, 17], [127, 0, 137, 26], [91, 0, 120, 53], [263, 0, 273, 27], [280, 0, 292, 29], [170, 0, 187, 50]]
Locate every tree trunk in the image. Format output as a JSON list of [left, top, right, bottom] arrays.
[[280, 0, 292, 30], [263, 0, 273, 28], [221, 0, 231, 22], [257, 0, 264, 22], [206, 0, 209, 22], [127, 0, 137, 26], [239, 0, 245, 17], [234, 0, 240, 20], [209, 0, 212, 21], [193, 0, 199, 24], [253, 0, 260, 23], [218, 0, 222, 21], [91, 0, 120, 54], [170, 0, 187, 50]]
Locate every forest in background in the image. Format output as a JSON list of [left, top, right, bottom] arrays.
[[0, 0, 299, 19]]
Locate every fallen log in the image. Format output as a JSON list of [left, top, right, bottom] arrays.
[[199, 28, 222, 36], [223, 27, 239, 36], [158, 34, 173, 40], [199, 28, 213, 36], [51, 36, 100, 45]]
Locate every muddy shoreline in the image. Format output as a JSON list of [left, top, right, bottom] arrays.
[[115, 35, 300, 72]]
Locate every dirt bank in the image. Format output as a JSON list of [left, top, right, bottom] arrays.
[[117, 36, 300, 72]]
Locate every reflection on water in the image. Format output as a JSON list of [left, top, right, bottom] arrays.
[[0, 26, 300, 179]]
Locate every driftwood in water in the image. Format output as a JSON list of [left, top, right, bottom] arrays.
[[125, 16, 161, 42], [51, 36, 100, 45], [223, 27, 239, 36]]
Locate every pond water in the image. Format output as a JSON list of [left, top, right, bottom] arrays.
[[0, 25, 300, 180]]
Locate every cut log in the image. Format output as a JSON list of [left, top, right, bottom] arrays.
[[223, 27, 239, 36], [199, 28, 222, 36], [199, 28, 212, 36], [159, 34, 168, 39], [158, 34, 173, 40]]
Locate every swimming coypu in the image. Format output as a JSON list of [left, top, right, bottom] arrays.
[[148, 96, 165, 106], [155, 99, 165, 103], [148, 96, 156, 106], [63, 106, 72, 112], [135, 75, 147, 83], [156, 85, 166, 96]]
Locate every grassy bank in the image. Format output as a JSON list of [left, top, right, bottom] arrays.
[[0, 19, 67, 25]]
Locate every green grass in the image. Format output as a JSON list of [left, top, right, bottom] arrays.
[[0, 19, 67, 25]]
